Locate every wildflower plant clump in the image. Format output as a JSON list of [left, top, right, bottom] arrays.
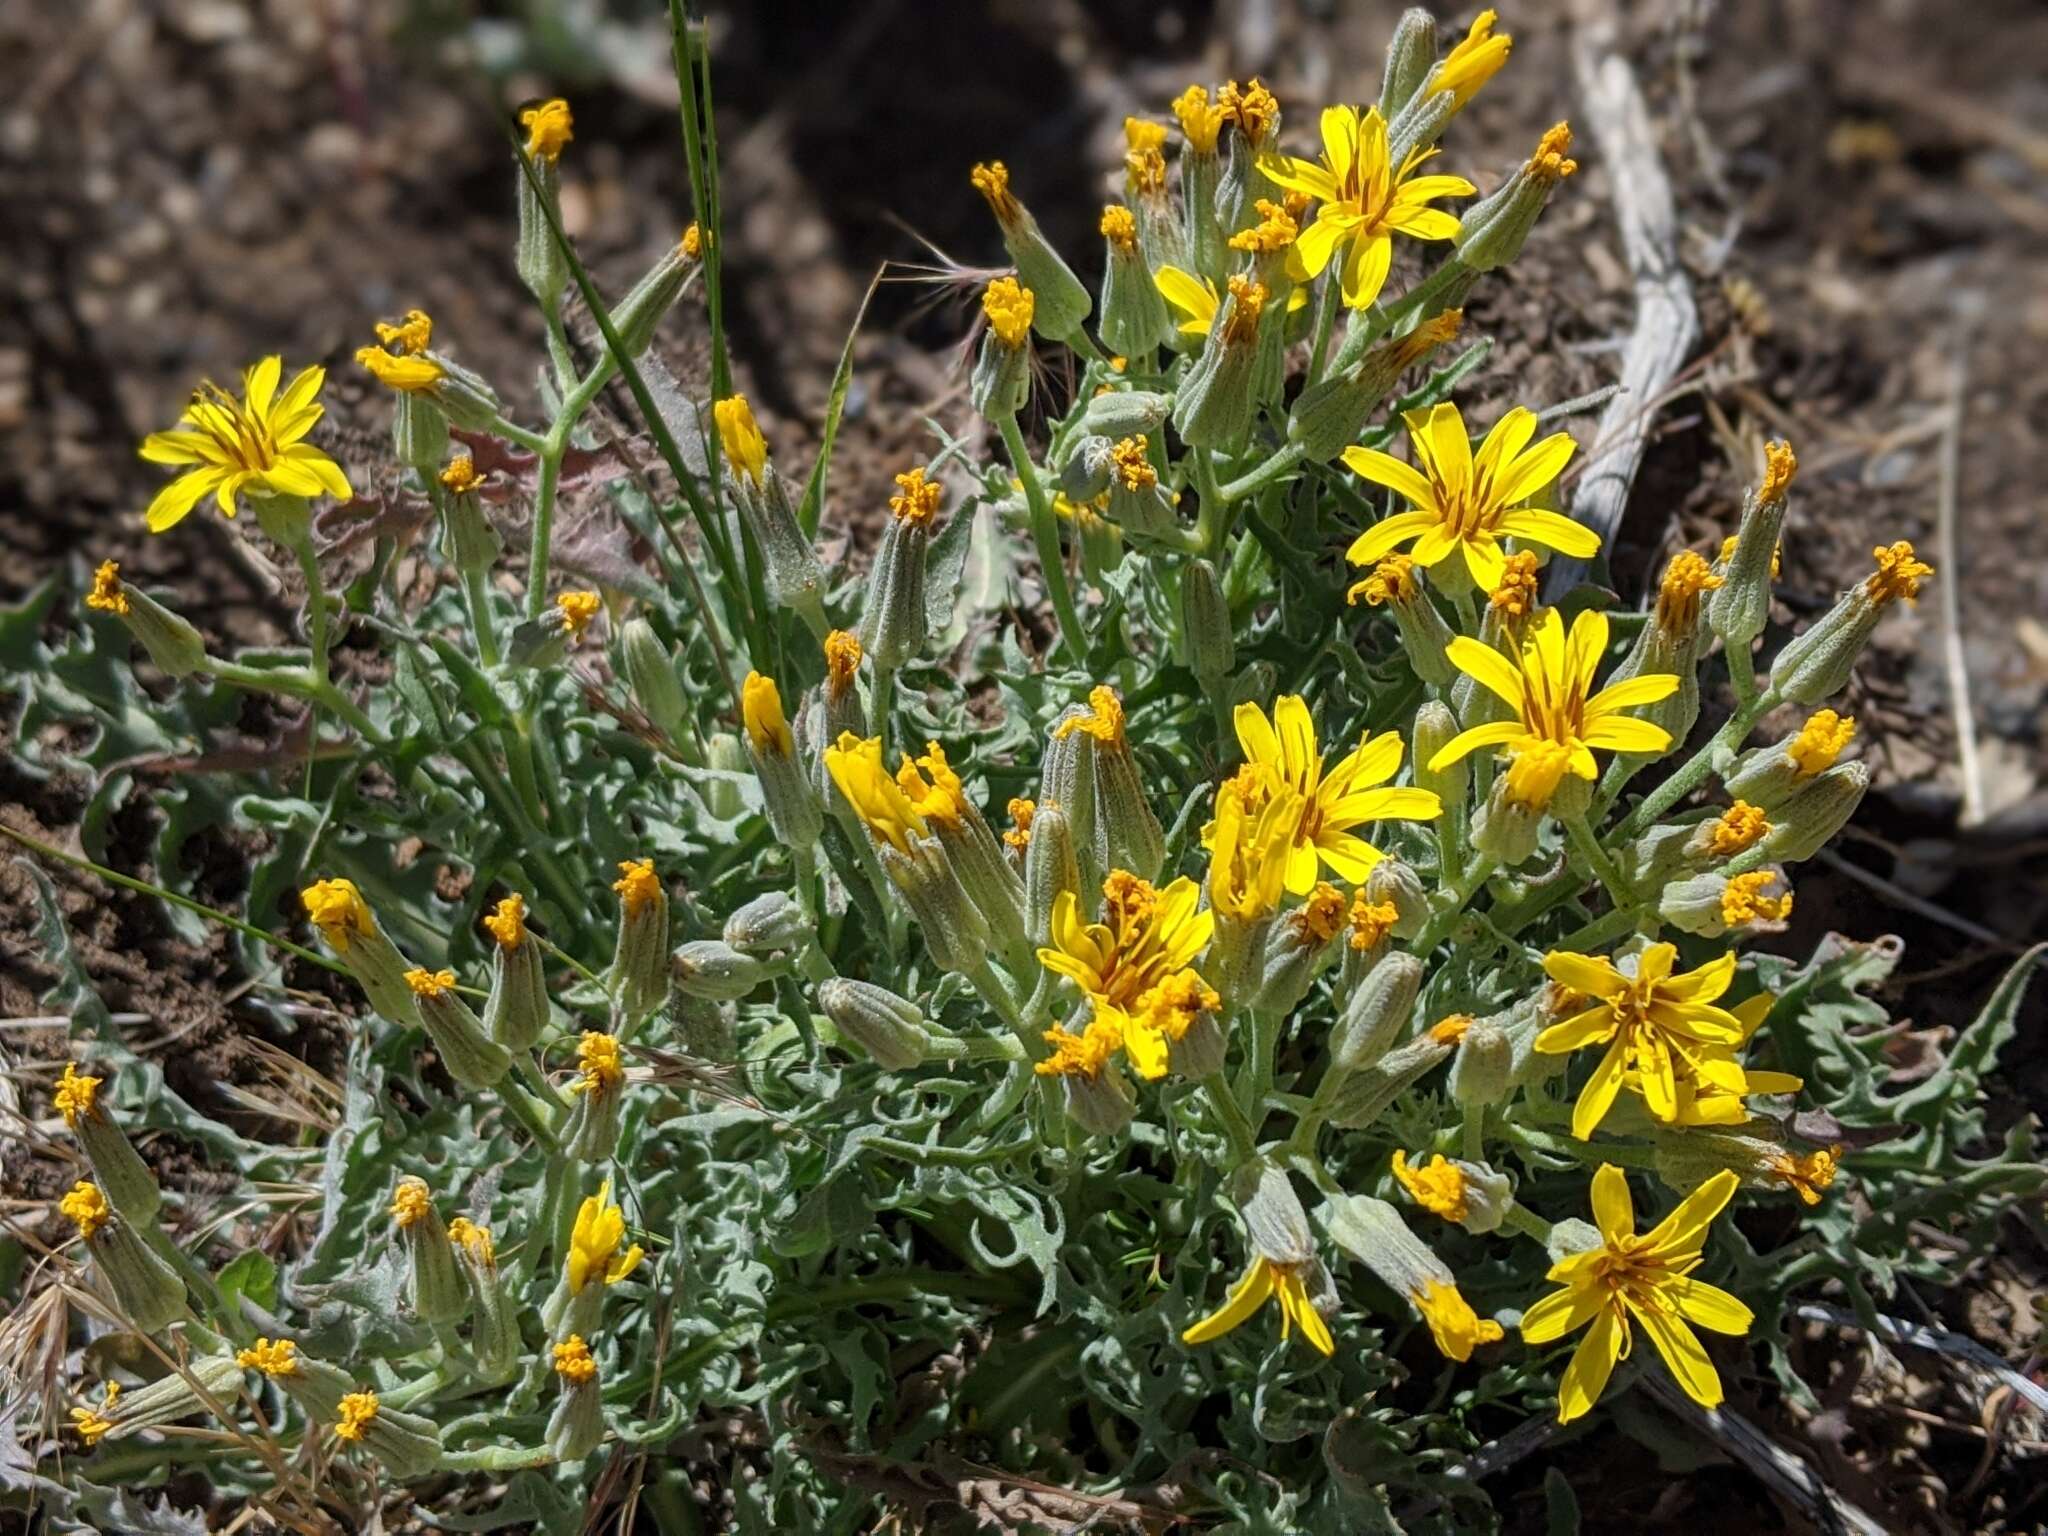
[[7, 11, 2041, 1530]]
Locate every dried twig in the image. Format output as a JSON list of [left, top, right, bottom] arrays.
[[1795, 1302, 2048, 1418], [1934, 342, 1986, 825]]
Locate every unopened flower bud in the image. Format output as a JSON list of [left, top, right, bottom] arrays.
[[404, 966, 510, 1089], [1409, 701, 1466, 813], [561, 1030, 627, 1163], [1213, 79, 1282, 236], [1547, 1218, 1602, 1264], [85, 562, 207, 679], [1055, 687, 1165, 881], [1771, 541, 1934, 706], [1379, 8, 1440, 118], [613, 230, 696, 358], [714, 398, 826, 627], [1255, 883, 1348, 1016], [475, 893, 547, 1051], [1470, 773, 1543, 865], [546, 1337, 606, 1460], [1448, 1018, 1512, 1106], [880, 839, 991, 977], [516, 99, 573, 310], [1098, 204, 1173, 356], [610, 858, 671, 1020], [60, 1181, 185, 1330], [621, 618, 689, 744], [1023, 801, 1081, 949], [970, 163, 1090, 341], [1058, 435, 1116, 502], [1103, 435, 1179, 541], [1039, 715, 1101, 894], [1178, 560, 1235, 683], [1331, 951, 1424, 1072], [1764, 761, 1868, 863], [818, 977, 929, 1070], [438, 460, 500, 573], [82, 1355, 243, 1443], [671, 940, 766, 1002], [390, 1176, 468, 1324], [1456, 122, 1577, 272], [860, 468, 942, 669], [335, 1388, 444, 1478], [52, 1064, 160, 1225], [1293, 310, 1463, 463], [239, 1340, 357, 1420], [1170, 276, 1266, 449], [723, 892, 810, 957], [1328, 1015, 1469, 1129], [1708, 441, 1797, 651], [445, 1219, 519, 1376], [1082, 389, 1173, 439]]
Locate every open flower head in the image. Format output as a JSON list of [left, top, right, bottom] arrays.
[[1182, 1255, 1334, 1356], [1344, 402, 1593, 589], [556, 591, 601, 638], [554, 1334, 599, 1384], [566, 1180, 645, 1294], [71, 1383, 119, 1445], [889, 466, 943, 528], [613, 859, 661, 919], [1865, 540, 1933, 606], [1261, 106, 1472, 310], [85, 561, 129, 616], [334, 1390, 379, 1443], [1220, 695, 1441, 894], [140, 358, 352, 532], [824, 733, 930, 857], [54, 1063, 102, 1129], [301, 877, 373, 952], [1432, 608, 1677, 809], [573, 1031, 624, 1095], [1392, 1151, 1469, 1224], [1522, 1166, 1752, 1422], [1172, 84, 1225, 155], [237, 1337, 299, 1377], [1206, 778, 1302, 923], [1038, 872, 1213, 1081], [982, 277, 1035, 348], [521, 98, 573, 162], [483, 893, 527, 951], [1787, 710, 1855, 777], [60, 1181, 112, 1240], [1536, 944, 1748, 1139]]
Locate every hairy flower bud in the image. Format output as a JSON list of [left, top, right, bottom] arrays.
[[546, 1338, 606, 1461], [971, 276, 1036, 418], [61, 1181, 186, 1331], [1364, 856, 1429, 940], [669, 940, 765, 1002], [85, 561, 210, 679], [620, 618, 689, 746], [718, 407, 827, 628], [1470, 772, 1543, 865], [1327, 1016, 1467, 1129], [1255, 883, 1348, 1016], [613, 230, 697, 357], [1708, 441, 1797, 652], [970, 163, 1091, 341], [1099, 204, 1174, 357], [1347, 553, 1457, 686], [1379, 8, 1440, 118], [1103, 434, 1179, 542], [1058, 435, 1116, 503], [1023, 801, 1081, 949], [1764, 761, 1869, 864], [1391, 1150, 1514, 1235], [53, 1064, 160, 1225], [1319, 1194, 1504, 1361], [1082, 389, 1173, 439], [301, 878, 422, 1028], [390, 1176, 468, 1324], [516, 102, 570, 312], [743, 672, 825, 850], [610, 858, 671, 1020], [1409, 701, 1466, 814], [1233, 1159, 1315, 1268], [1448, 1018, 1512, 1106], [1330, 951, 1424, 1072], [405, 967, 512, 1090], [1456, 122, 1576, 271], [1660, 867, 1794, 939], [1170, 276, 1266, 449], [1770, 541, 1934, 706], [336, 1389, 444, 1478], [819, 977, 930, 1071], [859, 470, 941, 670], [880, 839, 991, 977], [723, 892, 811, 958], [1178, 560, 1235, 684]]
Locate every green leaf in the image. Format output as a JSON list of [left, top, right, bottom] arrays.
[[216, 1249, 278, 1315]]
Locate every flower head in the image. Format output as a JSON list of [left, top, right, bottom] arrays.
[[824, 630, 863, 700], [969, 160, 1020, 224], [1038, 872, 1214, 1081], [1182, 1254, 1333, 1356], [1522, 1166, 1752, 1422], [1004, 797, 1036, 853], [1758, 439, 1798, 505], [889, 466, 943, 528], [1536, 944, 1748, 1139], [60, 1181, 111, 1240], [85, 561, 129, 616], [1348, 894, 1400, 951], [1206, 778, 1302, 924], [1489, 549, 1542, 625], [1656, 550, 1723, 633], [1124, 118, 1169, 196], [1721, 870, 1793, 927], [373, 308, 433, 355], [1787, 710, 1855, 777], [712, 396, 769, 485], [574, 1031, 624, 1095], [334, 1390, 379, 1443], [556, 591, 601, 637], [612, 859, 661, 919], [1344, 402, 1593, 588], [982, 276, 1035, 348], [1217, 78, 1279, 147], [237, 1337, 299, 1377], [1053, 684, 1127, 745], [1173, 84, 1225, 155], [1767, 1145, 1842, 1205], [440, 455, 484, 495], [390, 1176, 433, 1228], [1432, 9, 1513, 108], [403, 967, 456, 999], [681, 222, 702, 260], [140, 358, 352, 531], [1288, 882, 1349, 947], [1431, 608, 1677, 809], [521, 98, 573, 162], [54, 1063, 102, 1129], [1100, 203, 1138, 252], [1392, 1151, 1470, 1223], [1414, 1277, 1507, 1361], [447, 1217, 496, 1267], [1431, 1014, 1475, 1046], [553, 1334, 599, 1384], [1261, 106, 1471, 310], [1348, 551, 1419, 607], [1865, 540, 1933, 606], [1035, 1016, 1125, 1080], [1228, 198, 1299, 254], [301, 877, 373, 952], [566, 1179, 645, 1294], [1109, 436, 1156, 492], [741, 671, 793, 757], [824, 733, 930, 857], [71, 1383, 119, 1445], [483, 892, 528, 951], [1220, 275, 1267, 346], [1707, 801, 1770, 856], [894, 741, 971, 827], [1218, 695, 1440, 894], [1523, 122, 1578, 185], [357, 346, 443, 393]]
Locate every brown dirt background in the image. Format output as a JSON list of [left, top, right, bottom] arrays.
[[2, 0, 2045, 1531]]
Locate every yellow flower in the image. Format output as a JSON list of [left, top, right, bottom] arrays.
[[1707, 801, 1770, 856], [85, 561, 129, 616], [1432, 8, 1513, 108], [1219, 275, 1268, 346], [1391, 1151, 1469, 1223], [139, 357, 352, 532], [895, 741, 972, 827], [1222, 695, 1441, 894], [613, 859, 661, 919], [1787, 709, 1855, 777], [1343, 402, 1593, 589], [1100, 203, 1138, 252], [1535, 944, 1748, 1139], [60, 1181, 111, 1239], [1522, 122, 1578, 185], [440, 455, 484, 495], [566, 1179, 645, 1294], [357, 346, 444, 394], [1289, 882, 1349, 946], [1261, 106, 1472, 310], [483, 892, 528, 951], [1038, 872, 1214, 1081], [334, 1390, 379, 1443], [1865, 540, 1933, 606], [1003, 797, 1036, 852], [889, 466, 943, 527], [824, 629, 863, 700], [681, 222, 703, 260], [1656, 550, 1722, 632], [1721, 870, 1793, 927], [1767, 1145, 1842, 1205], [1173, 84, 1225, 155], [1181, 1255, 1334, 1356], [1217, 79, 1280, 147], [1430, 1014, 1474, 1046], [1656, 992, 1803, 1127], [1052, 684, 1127, 745], [1348, 894, 1399, 951], [553, 1334, 599, 1384], [1109, 436, 1156, 492], [521, 98, 573, 162], [54, 1063, 102, 1129], [1206, 778, 1302, 924], [1124, 116, 1167, 155], [712, 396, 768, 485], [573, 1031, 624, 1095], [403, 967, 456, 998], [741, 671, 793, 757], [1134, 970, 1222, 1047], [1488, 549, 1542, 625], [1034, 1016, 1124, 1080], [70, 1382, 119, 1445], [373, 308, 433, 355], [556, 591, 601, 638], [824, 733, 930, 857], [1227, 198, 1299, 254], [236, 1337, 299, 1377], [447, 1217, 496, 1267], [1431, 608, 1678, 809], [969, 160, 1020, 225], [1522, 1165, 1752, 1422], [301, 877, 373, 951], [1413, 1277, 1506, 1361], [982, 276, 1035, 348], [1155, 265, 1220, 336], [390, 1176, 433, 1228], [1757, 438, 1797, 504], [1124, 117, 1168, 197], [1348, 551, 1418, 607]]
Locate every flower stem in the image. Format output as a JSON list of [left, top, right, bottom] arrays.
[[997, 412, 1087, 666], [1217, 442, 1305, 505], [1620, 686, 1781, 839], [525, 450, 563, 622], [1564, 814, 1634, 909], [1202, 1072, 1259, 1165], [1501, 1200, 1553, 1245]]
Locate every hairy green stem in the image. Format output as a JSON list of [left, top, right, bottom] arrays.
[[997, 412, 1087, 665]]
